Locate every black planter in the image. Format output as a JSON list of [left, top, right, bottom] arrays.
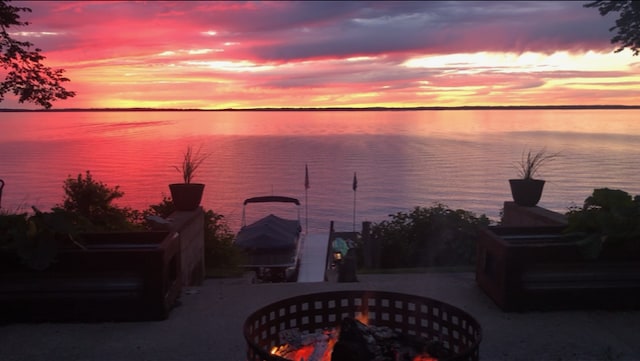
[[509, 179, 545, 207], [169, 183, 205, 211]]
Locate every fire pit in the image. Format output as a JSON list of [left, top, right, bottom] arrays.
[[244, 290, 482, 361]]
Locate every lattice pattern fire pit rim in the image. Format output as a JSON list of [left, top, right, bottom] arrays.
[[243, 289, 483, 361]]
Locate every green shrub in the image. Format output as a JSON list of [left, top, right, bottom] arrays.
[[142, 195, 175, 219], [3, 172, 242, 273], [143, 196, 242, 273], [203, 209, 243, 270], [565, 188, 640, 259], [0, 207, 80, 270], [53, 171, 141, 231], [0, 212, 29, 250], [369, 204, 490, 268]]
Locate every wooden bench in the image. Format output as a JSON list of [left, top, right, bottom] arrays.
[[476, 226, 640, 311], [0, 231, 181, 322], [519, 262, 640, 310]]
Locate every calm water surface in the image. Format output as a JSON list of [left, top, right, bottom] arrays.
[[1, 109, 639, 233]]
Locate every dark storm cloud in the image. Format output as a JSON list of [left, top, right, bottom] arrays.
[[19, 1, 615, 60], [246, 1, 614, 61]]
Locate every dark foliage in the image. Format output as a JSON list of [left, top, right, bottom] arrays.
[[0, 207, 81, 270], [143, 195, 241, 270], [0, 0, 76, 108], [369, 204, 490, 268], [565, 188, 640, 259], [53, 171, 140, 231], [142, 195, 175, 219], [2, 172, 241, 272], [584, 0, 640, 56], [203, 209, 243, 269]]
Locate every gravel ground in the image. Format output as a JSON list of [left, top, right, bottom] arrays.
[[1, 272, 639, 361]]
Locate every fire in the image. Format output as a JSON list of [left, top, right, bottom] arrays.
[[270, 314, 439, 361], [273, 340, 437, 361], [355, 311, 369, 325], [271, 328, 338, 361], [413, 355, 438, 361], [272, 338, 337, 361]]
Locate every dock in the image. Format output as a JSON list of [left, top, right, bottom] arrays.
[[296, 233, 329, 282]]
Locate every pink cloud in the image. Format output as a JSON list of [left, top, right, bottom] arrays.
[[1, 1, 636, 109]]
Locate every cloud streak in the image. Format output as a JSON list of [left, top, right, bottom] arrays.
[[3, 0, 638, 109]]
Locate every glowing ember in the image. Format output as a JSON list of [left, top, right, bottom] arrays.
[[412, 356, 438, 361], [355, 312, 369, 325], [271, 328, 338, 361], [270, 317, 443, 361]]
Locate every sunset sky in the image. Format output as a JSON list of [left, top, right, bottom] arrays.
[[4, 0, 640, 109]]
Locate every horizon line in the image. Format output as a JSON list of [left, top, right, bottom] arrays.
[[1, 104, 639, 112]]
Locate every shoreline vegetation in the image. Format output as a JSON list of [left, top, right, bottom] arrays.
[[1, 105, 640, 112]]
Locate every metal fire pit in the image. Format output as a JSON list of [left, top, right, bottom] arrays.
[[244, 290, 482, 361]]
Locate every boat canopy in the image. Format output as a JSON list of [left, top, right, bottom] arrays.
[[243, 196, 300, 206], [235, 214, 301, 250]]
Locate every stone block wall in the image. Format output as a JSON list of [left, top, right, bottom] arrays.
[[501, 201, 567, 227], [168, 208, 205, 286]]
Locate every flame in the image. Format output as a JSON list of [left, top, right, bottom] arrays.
[[356, 293, 370, 325], [355, 311, 369, 325], [279, 338, 336, 361], [271, 330, 337, 361], [271, 306, 438, 361], [413, 355, 438, 361]]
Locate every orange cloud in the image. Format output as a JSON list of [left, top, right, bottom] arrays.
[[2, 1, 638, 109]]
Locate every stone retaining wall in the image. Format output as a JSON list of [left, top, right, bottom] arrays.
[[168, 208, 205, 286], [501, 201, 567, 227]]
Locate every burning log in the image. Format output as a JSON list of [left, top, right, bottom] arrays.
[[331, 317, 448, 361], [273, 317, 448, 361], [273, 327, 337, 361], [331, 317, 374, 361]]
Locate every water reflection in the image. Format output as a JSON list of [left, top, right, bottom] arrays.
[[1, 110, 639, 233]]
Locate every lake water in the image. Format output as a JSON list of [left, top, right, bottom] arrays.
[[1, 109, 639, 233]]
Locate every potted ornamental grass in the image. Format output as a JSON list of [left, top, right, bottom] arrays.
[[509, 148, 559, 207], [170, 145, 209, 211]]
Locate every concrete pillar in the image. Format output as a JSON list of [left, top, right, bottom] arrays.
[[168, 208, 205, 286], [502, 201, 568, 227]]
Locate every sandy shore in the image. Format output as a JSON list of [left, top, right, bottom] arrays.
[[1, 272, 639, 361]]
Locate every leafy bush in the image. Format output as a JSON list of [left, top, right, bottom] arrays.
[[203, 209, 243, 270], [143, 196, 242, 272], [53, 171, 141, 231], [565, 188, 640, 259], [0, 212, 29, 251], [1, 172, 141, 269], [142, 195, 175, 219], [2, 172, 241, 273], [369, 204, 490, 268], [0, 207, 80, 270]]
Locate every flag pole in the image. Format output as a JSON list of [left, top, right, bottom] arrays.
[[352, 171, 357, 232], [305, 164, 309, 234]]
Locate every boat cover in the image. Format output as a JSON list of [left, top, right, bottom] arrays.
[[235, 214, 300, 250]]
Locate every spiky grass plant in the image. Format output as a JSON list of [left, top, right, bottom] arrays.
[[516, 148, 559, 180], [174, 145, 209, 184]]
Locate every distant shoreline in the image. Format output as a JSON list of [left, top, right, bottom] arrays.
[[1, 105, 639, 112]]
